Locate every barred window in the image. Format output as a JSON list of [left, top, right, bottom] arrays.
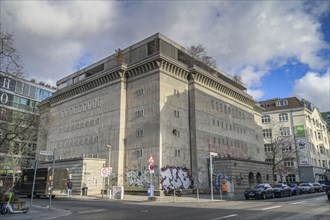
[[98, 97, 102, 106], [136, 130, 144, 137], [174, 110, 180, 118], [136, 109, 145, 117], [136, 150, 143, 157]]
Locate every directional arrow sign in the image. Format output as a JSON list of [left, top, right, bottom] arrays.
[[40, 150, 54, 156]]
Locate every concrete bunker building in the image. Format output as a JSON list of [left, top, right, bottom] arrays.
[[37, 33, 272, 194]]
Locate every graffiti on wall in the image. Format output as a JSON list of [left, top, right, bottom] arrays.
[[125, 170, 150, 188], [198, 171, 208, 188], [161, 166, 193, 190]]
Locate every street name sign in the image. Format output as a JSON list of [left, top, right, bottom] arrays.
[[40, 150, 54, 156]]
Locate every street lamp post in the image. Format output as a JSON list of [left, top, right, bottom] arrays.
[[106, 145, 112, 199], [209, 152, 217, 202]]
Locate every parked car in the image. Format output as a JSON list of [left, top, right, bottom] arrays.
[[318, 180, 326, 190], [287, 183, 301, 195], [272, 183, 292, 197], [244, 183, 275, 200], [319, 183, 326, 191], [312, 183, 323, 192], [298, 183, 315, 194]]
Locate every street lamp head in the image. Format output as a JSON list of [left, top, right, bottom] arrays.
[[210, 152, 218, 157], [106, 145, 112, 149]]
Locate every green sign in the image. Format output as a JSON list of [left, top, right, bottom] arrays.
[[296, 125, 305, 137]]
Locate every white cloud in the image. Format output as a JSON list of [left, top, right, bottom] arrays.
[[247, 89, 264, 100], [1, 0, 329, 97], [13, 1, 115, 39], [239, 65, 268, 88], [1, 1, 118, 83], [292, 69, 330, 111]]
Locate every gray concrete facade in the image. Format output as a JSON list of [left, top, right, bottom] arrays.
[[37, 33, 269, 193]]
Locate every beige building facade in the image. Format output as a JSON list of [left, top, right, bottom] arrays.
[[259, 97, 330, 183], [37, 33, 271, 193]]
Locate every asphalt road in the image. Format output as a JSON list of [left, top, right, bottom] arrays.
[[15, 193, 330, 220]]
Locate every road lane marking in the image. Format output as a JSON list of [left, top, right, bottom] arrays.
[[261, 206, 281, 210], [78, 209, 106, 214], [290, 201, 306, 205], [209, 214, 238, 220]]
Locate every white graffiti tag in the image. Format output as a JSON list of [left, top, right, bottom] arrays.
[[161, 166, 192, 190], [126, 170, 150, 188]]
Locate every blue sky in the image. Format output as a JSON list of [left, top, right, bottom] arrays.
[[1, 0, 329, 111]]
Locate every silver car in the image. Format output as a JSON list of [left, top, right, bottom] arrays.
[[298, 183, 315, 194]]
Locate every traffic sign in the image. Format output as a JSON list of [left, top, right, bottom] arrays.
[[101, 167, 108, 177], [148, 164, 154, 173], [40, 150, 54, 156], [148, 155, 154, 163]]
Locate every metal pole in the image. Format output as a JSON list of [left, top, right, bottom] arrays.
[[107, 145, 111, 199], [30, 160, 38, 209], [102, 163, 104, 198], [49, 149, 55, 210], [210, 153, 214, 202], [197, 188, 199, 202], [102, 177, 104, 198]]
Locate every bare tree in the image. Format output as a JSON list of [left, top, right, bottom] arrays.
[[233, 75, 243, 84], [0, 109, 39, 183], [0, 26, 32, 184], [181, 44, 217, 69], [263, 121, 297, 182], [0, 24, 24, 78]]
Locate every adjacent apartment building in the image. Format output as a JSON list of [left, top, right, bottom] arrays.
[[0, 72, 56, 174], [37, 33, 272, 193], [259, 97, 330, 183]]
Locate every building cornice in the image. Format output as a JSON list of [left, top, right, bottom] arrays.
[[41, 54, 257, 109], [42, 63, 127, 106], [188, 65, 256, 108], [126, 54, 162, 79]]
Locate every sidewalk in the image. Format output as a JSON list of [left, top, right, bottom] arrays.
[[1, 193, 244, 219], [59, 192, 245, 203], [1, 205, 71, 220]]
